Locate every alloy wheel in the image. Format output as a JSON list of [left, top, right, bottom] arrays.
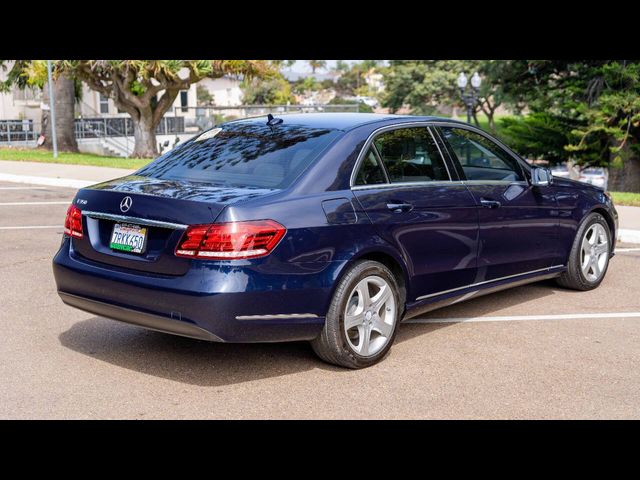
[[580, 223, 609, 282], [343, 275, 396, 357]]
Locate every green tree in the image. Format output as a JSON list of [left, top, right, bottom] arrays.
[[497, 60, 640, 191], [335, 60, 350, 73], [308, 60, 327, 74], [292, 76, 320, 94], [30, 60, 275, 158], [241, 77, 294, 105], [382, 61, 484, 118], [196, 84, 213, 106], [498, 112, 573, 163], [329, 96, 373, 113], [334, 61, 378, 97], [1, 60, 79, 152]]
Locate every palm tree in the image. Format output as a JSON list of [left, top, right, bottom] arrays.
[[41, 74, 79, 152], [308, 60, 327, 74], [1, 61, 79, 152]]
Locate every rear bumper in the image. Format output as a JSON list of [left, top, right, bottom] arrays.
[[53, 238, 341, 343], [59, 292, 223, 342]]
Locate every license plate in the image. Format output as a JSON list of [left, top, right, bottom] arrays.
[[110, 223, 147, 254]]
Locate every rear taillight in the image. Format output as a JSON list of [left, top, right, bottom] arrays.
[[64, 205, 83, 239], [175, 220, 286, 260]]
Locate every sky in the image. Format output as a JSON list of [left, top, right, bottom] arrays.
[[289, 60, 387, 73]]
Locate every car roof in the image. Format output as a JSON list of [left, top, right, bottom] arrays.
[[225, 112, 470, 131]]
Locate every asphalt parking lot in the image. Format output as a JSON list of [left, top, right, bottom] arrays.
[[1, 180, 639, 419]]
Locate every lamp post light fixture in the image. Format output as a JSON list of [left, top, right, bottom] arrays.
[[457, 71, 482, 124]]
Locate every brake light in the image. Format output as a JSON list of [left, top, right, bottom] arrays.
[[175, 220, 286, 259], [64, 205, 83, 239]]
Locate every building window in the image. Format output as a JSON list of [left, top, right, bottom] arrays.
[[99, 94, 109, 114], [180, 91, 188, 113], [13, 86, 42, 102]]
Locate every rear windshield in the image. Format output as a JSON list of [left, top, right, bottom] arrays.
[[136, 122, 341, 189]]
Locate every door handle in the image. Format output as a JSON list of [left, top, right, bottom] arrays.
[[480, 198, 501, 209], [386, 202, 413, 213]]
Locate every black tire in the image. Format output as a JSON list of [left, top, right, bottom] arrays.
[[311, 260, 403, 369], [556, 212, 612, 291]]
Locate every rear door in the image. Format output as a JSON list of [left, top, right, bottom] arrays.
[[351, 124, 479, 301], [436, 125, 559, 282]]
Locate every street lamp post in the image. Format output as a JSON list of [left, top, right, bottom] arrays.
[[457, 72, 482, 124], [46, 60, 58, 158]]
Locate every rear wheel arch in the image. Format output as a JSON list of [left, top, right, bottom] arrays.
[[590, 207, 616, 248], [328, 248, 409, 317]]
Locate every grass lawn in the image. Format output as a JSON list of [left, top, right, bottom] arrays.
[[610, 192, 640, 207], [0, 148, 152, 169]]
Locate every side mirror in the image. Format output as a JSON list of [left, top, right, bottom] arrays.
[[531, 167, 553, 187]]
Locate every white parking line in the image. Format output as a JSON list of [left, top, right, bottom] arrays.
[[0, 173, 92, 189], [616, 247, 640, 252], [0, 201, 70, 206], [0, 225, 61, 230], [405, 312, 640, 324], [0, 186, 50, 190]]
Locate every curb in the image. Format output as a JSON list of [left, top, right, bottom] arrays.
[[0, 173, 95, 189], [618, 228, 640, 244]]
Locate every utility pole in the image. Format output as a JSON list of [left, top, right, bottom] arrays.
[[47, 60, 58, 158]]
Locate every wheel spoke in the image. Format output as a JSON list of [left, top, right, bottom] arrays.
[[356, 279, 371, 306], [371, 285, 392, 314], [372, 316, 393, 337], [592, 257, 602, 277], [345, 311, 364, 330], [595, 242, 609, 255], [358, 325, 371, 356], [581, 252, 591, 273]]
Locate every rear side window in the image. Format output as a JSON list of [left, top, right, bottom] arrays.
[[136, 122, 341, 189], [440, 127, 524, 182], [354, 148, 387, 185], [373, 127, 449, 183]]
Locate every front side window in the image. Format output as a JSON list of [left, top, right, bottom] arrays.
[[373, 127, 449, 183], [440, 127, 524, 182]]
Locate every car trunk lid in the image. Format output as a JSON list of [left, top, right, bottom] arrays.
[[71, 175, 279, 275]]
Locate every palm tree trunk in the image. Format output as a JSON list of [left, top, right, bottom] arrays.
[[41, 74, 78, 152]]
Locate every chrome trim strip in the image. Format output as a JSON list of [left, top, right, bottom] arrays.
[[349, 121, 453, 188], [235, 313, 320, 321], [82, 211, 188, 230], [461, 180, 529, 186], [415, 265, 565, 302], [351, 180, 464, 191]]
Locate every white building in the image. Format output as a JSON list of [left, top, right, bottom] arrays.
[[196, 76, 244, 107], [364, 69, 384, 93], [0, 85, 42, 122]]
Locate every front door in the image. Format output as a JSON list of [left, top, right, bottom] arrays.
[[437, 125, 559, 283], [351, 125, 479, 302]]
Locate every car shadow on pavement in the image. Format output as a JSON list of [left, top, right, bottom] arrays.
[[58, 317, 343, 387], [394, 280, 558, 344], [58, 281, 558, 386]]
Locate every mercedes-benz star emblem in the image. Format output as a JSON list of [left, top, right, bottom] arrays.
[[120, 196, 133, 213]]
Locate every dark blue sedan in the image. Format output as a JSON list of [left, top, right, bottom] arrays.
[[53, 113, 618, 368]]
